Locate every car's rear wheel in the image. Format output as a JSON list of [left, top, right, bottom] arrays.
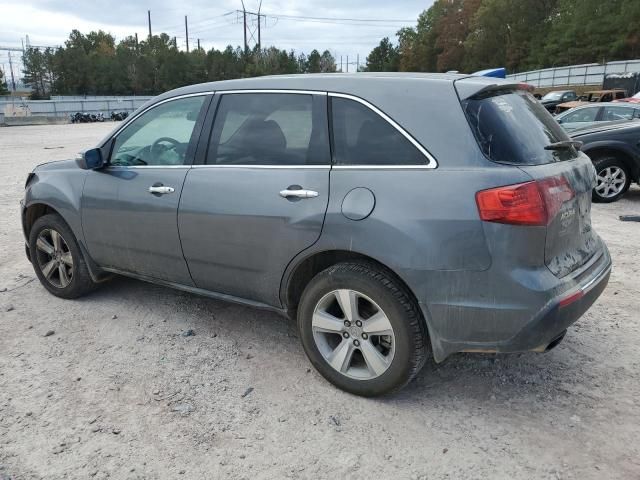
[[29, 213, 96, 299], [592, 156, 631, 203], [297, 262, 428, 396]]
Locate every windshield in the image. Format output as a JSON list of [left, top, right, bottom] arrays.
[[462, 89, 580, 165], [542, 91, 563, 100]]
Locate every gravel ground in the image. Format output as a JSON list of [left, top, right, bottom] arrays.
[[1, 123, 639, 480]]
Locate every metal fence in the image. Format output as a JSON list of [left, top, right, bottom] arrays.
[[0, 96, 153, 123], [507, 59, 640, 88]]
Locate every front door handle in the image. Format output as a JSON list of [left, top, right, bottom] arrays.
[[279, 188, 319, 199], [149, 185, 175, 195]]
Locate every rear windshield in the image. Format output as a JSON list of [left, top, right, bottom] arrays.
[[462, 89, 580, 165]]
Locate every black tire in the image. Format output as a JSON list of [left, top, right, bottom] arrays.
[[29, 213, 96, 299], [297, 262, 429, 397], [591, 156, 631, 203]]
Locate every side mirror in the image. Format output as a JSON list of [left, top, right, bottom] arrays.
[[76, 148, 105, 170]]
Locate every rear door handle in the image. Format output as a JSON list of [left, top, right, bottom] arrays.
[[279, 189, 319, 199], [149, 185, 175, 195]]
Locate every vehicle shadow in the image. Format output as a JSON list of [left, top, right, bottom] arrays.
[[86, 275, 603, 408]]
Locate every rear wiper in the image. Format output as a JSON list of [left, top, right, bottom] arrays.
[[544, 140, 583, 151]]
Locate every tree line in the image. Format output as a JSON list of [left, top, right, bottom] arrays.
[[22, 30, 337, 98], [365, 0, 640, 74]]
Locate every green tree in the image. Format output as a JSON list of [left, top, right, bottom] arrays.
[[22, 47, 53, 98], [0, 68, 10, 95], [319, 50, 337, 72], [306, 50, 322, 73], [365, 37, 399, 72]]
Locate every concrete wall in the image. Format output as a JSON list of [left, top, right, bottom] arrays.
[[0, 96, 153, 125]]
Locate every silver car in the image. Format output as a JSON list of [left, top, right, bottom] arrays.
[[21, 74, 611, 396], [556, 102, 640, 132]]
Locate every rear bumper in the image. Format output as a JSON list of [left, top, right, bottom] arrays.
[[416, 243, 612, 362], [496, 252, 610, 353]]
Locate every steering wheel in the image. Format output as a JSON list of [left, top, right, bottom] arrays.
[[150, 137, 181, 157]]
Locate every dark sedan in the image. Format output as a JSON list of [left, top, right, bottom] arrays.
[[572, 121, 640, 202]]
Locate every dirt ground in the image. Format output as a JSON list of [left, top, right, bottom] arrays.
[[1, 123, 639, 480]]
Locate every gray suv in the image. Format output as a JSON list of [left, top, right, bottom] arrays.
[[21, 73, 611, 396]]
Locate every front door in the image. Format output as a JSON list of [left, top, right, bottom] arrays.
[[178, 92, 331, 306], [82, 94, 210, 284]]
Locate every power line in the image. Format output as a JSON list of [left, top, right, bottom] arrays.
[[265, 13, 414, 23]]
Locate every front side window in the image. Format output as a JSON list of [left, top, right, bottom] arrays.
[[207, 93, 328, 165], [561, 107, 599, 123], [110, 96, 206, 166], [330, 97, 427, 166]]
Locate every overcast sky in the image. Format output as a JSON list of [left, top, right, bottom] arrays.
[[0, 1, 434, 71]]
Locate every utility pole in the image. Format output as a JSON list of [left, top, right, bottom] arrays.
[[147, 10, 152, 40], [197, 38, 201, 50], [7, 51, 16, 91], [135, 32, 139, 48], [257, 0, 262, 50], [340, 55, 343, 72], [241, 0, 248, 52], [185, 16, 189, 52], [356, 54, 359, 72], [346, 55, 349, 73]]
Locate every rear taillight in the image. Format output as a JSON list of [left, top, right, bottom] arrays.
[[476, 176, 574, 226]]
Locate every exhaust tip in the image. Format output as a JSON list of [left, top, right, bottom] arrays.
[[545, 330, 567, 352]]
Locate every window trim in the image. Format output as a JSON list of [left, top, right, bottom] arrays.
[[105, 92, 213, 169], [328, 92, 437, 169]]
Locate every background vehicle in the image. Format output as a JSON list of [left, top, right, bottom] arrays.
[[555, 89, 628, 113], [571, 121, 640, 202], [556, 102, 640, 132], [540, 90, 577, 112], [21, 74, 611, 396], [615, 92, 640, 104]]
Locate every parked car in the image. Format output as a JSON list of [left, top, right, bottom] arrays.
[[571, 121, 640, 202], [539, 90, 577, 112], [614, 91, 640, 104], [555, 89, 628, 114], [21, 74, 611, 396], [555, 102, 640, 132]]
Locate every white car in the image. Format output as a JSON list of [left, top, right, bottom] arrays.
[[555, 102, 640, 132]]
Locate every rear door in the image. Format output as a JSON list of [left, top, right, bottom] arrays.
[[178, 91, 331, 306]]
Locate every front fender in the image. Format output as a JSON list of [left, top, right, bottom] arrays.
[[24, 168, 88, 244]]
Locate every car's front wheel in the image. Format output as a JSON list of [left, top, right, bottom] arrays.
[[29, 213, 96, 299], [297, 262, 429, 396], [592, 156, 631, 203]]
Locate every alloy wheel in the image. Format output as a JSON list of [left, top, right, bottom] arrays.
[[596, 166, 626, 199], [35, 228, 74, 288], [312, 289, 395, 380]]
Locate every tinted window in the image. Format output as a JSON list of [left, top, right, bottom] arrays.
[[561, 107, 599, 123], [462, 89, 579, 165], [330, 97, 427, 166], [602, 106, 634, 121], [207, 93, 328, 165], [111, 96, 205, 166]]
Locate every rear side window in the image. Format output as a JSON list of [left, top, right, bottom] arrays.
[[601, 106, 634, 121], [330, 97, 427, 166], [207, 93, 328, 166], [462, 89, 579, 165]]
